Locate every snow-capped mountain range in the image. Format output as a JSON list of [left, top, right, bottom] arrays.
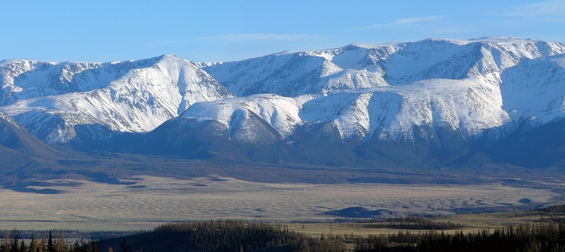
[[2, 37, 565, 167], [0, 56, 231, 143]]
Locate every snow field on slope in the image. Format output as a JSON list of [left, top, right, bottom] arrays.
[[0, 55, 231, 143], [182, 94, 304, 138], [2, 38, 565, 144], [180, 77, 512, 142]]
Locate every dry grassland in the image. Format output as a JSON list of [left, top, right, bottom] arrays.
[[0, 175, 560, 232]]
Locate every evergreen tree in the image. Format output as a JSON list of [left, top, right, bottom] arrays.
[[11, 230, 21, 252], [118, 238, 127, 252], [47, 231, 55, 252], [29, 233, 37, 252]]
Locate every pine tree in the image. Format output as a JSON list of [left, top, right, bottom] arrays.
[[119, 238, 127, 252], [29, 233, 37, 252], [47, 231, 55, 252], [11, 230, 21, 252], [18, 241, 24, 252]]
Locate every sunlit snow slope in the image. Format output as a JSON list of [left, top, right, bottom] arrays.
[[2, 38, 565, 152], [180, 38, 565, 144], [0, 55, 231, 143]]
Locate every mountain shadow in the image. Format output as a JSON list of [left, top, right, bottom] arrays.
[[486, 119, 565, 168]]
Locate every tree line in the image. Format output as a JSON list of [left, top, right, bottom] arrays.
[[0, 230, 99, 252], [357, 216, 464, 230], [353, 221, 565, 252], [151, 219, 344, 252], [6, 219, 565, 251]]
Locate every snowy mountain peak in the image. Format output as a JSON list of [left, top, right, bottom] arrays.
[[2, 37, 565, 147], [194, 38, 565, 144], [0, 55, 232, 143]]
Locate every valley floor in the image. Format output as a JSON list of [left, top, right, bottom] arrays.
[[0, 175, 560, 231]]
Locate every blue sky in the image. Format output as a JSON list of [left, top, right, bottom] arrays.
[[1, 0, 564, 63]]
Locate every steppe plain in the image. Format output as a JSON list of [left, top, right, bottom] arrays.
[[0, 175, 561, 232]]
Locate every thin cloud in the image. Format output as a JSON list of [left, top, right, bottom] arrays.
[[199, 33, 319, 43], [364, 16, 445, 30], [502, 0, 565, 18], [143, 33, 318, 46]]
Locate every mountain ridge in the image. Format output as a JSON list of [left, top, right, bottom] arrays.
[[2, 37, 565, 169]]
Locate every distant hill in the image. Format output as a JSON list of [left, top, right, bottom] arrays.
[[0, 112, 61, 171]]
